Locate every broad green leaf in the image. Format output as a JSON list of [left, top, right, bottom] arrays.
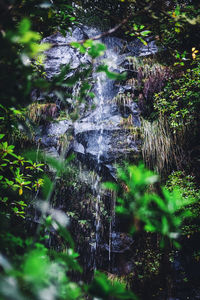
[[97, 65, 127, 80], [42, 175, 53, 199], [18, 18, 31, 34], [137, 37, 147, 46], [88, 43, 106, 59], [83, 39, 93, 48], [141, 30, 151, 36]]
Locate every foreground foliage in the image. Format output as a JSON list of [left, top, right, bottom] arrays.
[[0, 0, 200, 299], [104, 164, 196, 248]]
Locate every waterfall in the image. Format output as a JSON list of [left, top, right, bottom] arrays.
[[93, 74, 105, 269], [40, 26, 143, 276], [92, 44, 121, 269]]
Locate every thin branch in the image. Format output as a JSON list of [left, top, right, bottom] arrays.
[[51, 16, 130, 47]]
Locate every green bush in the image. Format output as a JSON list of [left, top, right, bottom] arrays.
[[154, 61, 200, 132]]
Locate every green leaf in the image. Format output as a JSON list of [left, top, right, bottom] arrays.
[[103, 182, 118, 191], [70, 42, 86, 54], [88, 92, 95, 98], [24, 181, 31, 185], [152, 195, 167, 212], [88, 42, 106, 59], [18, 18, 31, 35], [140, 30, 151, 36], [83, 39, 93, 48], [42, 175, 53, 199], [52, 250, 82, 272], [175, 5, 181, 16], [161, 216, 169, 235], [1, 197, 8, 203], [96, 65, 127, 80], [173, 240, 181, 249], [18, 201, 27, 207], [57, 225, 75, 249], [13, 207, 19, 213], [137, 37, 147, 46]]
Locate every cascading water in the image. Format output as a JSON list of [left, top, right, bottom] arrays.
[[91, 44, 122, 269], [39, 26, 149, 276], [93, 74, 105, 269]]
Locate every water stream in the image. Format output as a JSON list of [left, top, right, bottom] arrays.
[[41, 26, 145, 276], [92, 44, 122, 270], [93, 75, 105, 269]]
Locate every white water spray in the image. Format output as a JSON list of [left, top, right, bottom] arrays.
[[93, 47, 119, 269]]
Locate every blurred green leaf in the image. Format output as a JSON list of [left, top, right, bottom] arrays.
[[97, 65, 127, 80]]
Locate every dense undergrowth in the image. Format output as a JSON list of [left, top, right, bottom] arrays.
[[0, 0, 200, 299]]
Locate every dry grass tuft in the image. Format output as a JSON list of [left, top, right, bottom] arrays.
[[28, 102, 57, 123], [141, 117, 182, 174], [113, 93, 134, 107]]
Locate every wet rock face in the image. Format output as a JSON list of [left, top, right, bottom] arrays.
[[43, 28, 91, 78], [74, 127, 139, 163], [38, 26, 157, 176], [99, 232, 135, 275], [102, 232, 134, 254], [36, 120, 72, 157], [73, 100, 140, 166]]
